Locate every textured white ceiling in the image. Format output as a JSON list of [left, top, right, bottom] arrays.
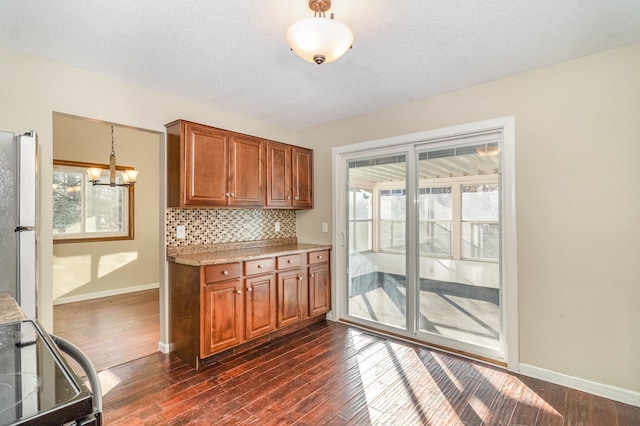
[[2, 1, 640, 130]]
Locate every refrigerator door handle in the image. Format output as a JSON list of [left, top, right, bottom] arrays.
[[18, 132, 37, 228]]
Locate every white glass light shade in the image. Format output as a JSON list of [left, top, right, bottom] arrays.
[[287, 17, 353, 64], [121, 169, 139, 183], [87, 168, 103, 182]]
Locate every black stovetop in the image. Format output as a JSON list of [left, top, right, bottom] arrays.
[[0, 320, 94, 425]]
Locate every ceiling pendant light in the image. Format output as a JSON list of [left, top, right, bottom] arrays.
[[87, 125, 138, 187], [287, 0, 353, 65], [476, 143, 501, 157]]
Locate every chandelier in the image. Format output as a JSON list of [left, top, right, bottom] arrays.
[[286, 0, 353, 65], [87, 125, 138, 187]]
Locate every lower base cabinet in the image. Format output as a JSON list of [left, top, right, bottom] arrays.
[[308, 250, 331, 317], [244, 273, 277, 340], [277, 269, 305, 328], [202, 279, 244, 356], [170, 248, 331, 369]]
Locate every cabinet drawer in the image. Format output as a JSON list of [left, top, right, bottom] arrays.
[[204, 263, 241, 284], [276, 254, 302, 270], [244, 257, 275, 275], [308, 250, 329, 265]]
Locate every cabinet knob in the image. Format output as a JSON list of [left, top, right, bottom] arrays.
[[230, 192, 235, 197], [317, 255, 322, 259], [257, 264, 263, 269], [287, 196, 291, 200], [310, 273, 315, 278], [225, 192, 230, 197], [235, 290, 241, 294], [287, 260, 292, 263], [247, 287, 253, 292], [294, 196, 299, 200], [298, 277, 303, 281], [223, 270, 229, 275]]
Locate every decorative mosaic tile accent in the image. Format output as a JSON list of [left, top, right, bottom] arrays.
[[166, 208, 296, 247]]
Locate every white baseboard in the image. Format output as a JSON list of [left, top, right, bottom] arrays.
[[519, 363, 640, 408], [53, 283, 160, 305], [157, 341, 171, 354]]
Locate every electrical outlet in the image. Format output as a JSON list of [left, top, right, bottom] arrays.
[[322, 222, 328, 233], [275, 221, 281, 232], [176, 225, 186, 239]]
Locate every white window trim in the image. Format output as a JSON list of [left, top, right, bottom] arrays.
[[332, 116, 519, 370]]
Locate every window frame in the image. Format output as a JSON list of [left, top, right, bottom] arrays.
[[348, 185, 374, 253], [53, 159, 135, 244], [373, 175, 500, 260]]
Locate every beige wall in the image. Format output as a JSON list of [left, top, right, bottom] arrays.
[[297, 43, 640, 394], [0, 46, 297, 342], [52, 114, 160, 301], [2, 41, 638, 398]]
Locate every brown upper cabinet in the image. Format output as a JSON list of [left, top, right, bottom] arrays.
[[266, 141, 313, 209], [167, 120, 313, 209], [166, 120, 265, 208]]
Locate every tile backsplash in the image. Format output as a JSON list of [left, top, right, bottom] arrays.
[[166, 208, 296, 246]]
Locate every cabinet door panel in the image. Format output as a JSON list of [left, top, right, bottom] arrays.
[[277, 270, 303, 328], [184, 122, 228, 206], [266, 141, 291, 207], [292, 147, 313, 209], [245, 274, 276, 339], [309, 263, 330, 317], [229, 134, 264, 206], [202, 279, 243, 357]]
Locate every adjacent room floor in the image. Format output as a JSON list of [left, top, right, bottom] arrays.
[[53, 288, 159, 372], [349, 274, 500, 349]]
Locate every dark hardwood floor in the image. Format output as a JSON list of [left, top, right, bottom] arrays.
[[53, 288, 159, 372], [54, 289, 640, 425]]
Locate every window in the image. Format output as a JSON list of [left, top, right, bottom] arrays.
[[348, 187, 372, 252], [53, 160, 134, 243], [418, 186, 452, 256], [462, 184, 499, 260], [379, 189, 406, 252]]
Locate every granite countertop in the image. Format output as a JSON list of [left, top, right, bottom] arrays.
[[168, 239, 332, 267], [0, 293, 26, 325]]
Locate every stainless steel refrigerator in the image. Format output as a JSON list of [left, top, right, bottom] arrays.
[[0, 130, 37, 318]]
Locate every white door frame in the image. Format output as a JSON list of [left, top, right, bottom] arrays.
[[331, 116, 519, 370]]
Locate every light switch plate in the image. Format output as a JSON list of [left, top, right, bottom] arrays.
[[274, 221, 281, 232], [176, 225, 186, 239], [322, 222, 328, 233]]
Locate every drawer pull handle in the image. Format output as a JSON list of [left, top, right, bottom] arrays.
[[287, 260, 293, 263], [257, 264, 263, 269], [223, 271, 229, 275], [317, 255, 322, 259]]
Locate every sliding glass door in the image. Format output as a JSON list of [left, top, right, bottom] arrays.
[[339, 127, 508, 362], [347, 154, 408, 331], [416, 144, 501, 353]]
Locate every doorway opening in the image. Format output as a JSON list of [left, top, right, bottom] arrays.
[[52, 113, 163, 371]]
